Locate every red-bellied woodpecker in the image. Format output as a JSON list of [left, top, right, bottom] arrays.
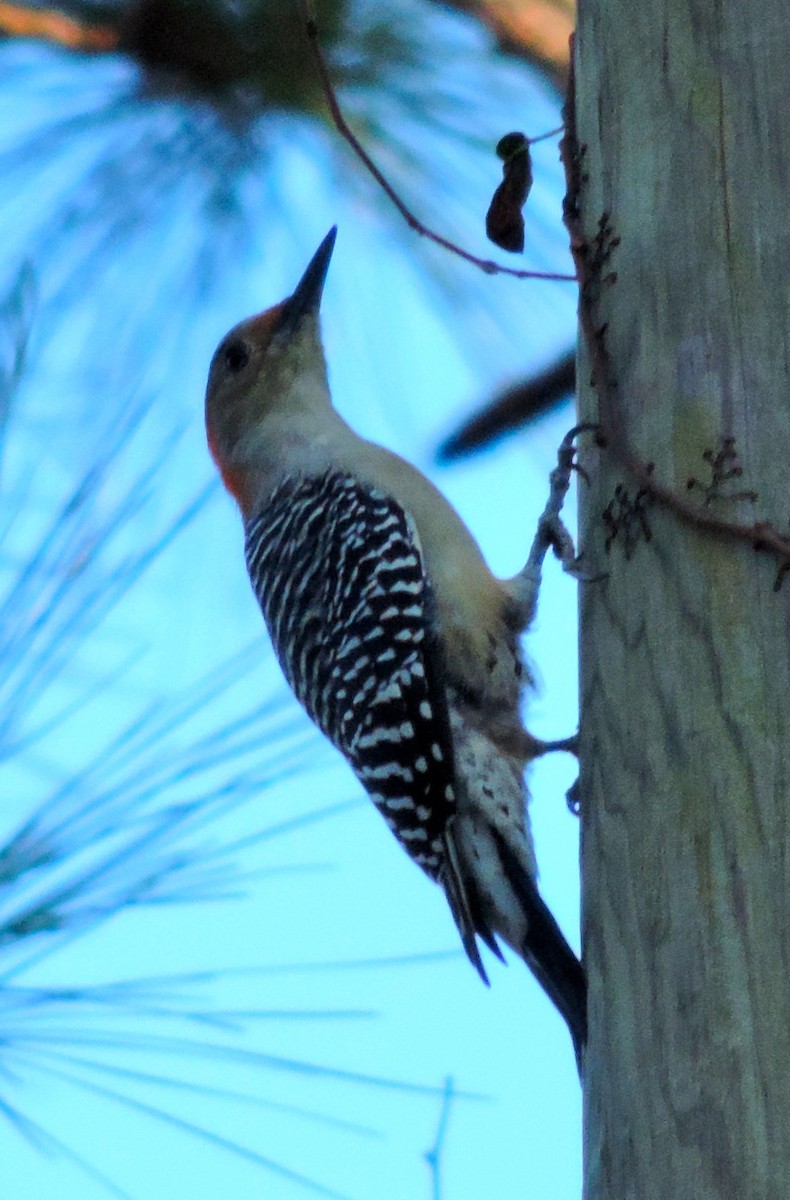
[[205, 227, 586, 1067]]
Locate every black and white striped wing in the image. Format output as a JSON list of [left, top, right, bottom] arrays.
[[244, 471, 457, 868], [243, 471, 497, 978]]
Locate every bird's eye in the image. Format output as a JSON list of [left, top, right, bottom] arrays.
[[223, 340, 250, 373]]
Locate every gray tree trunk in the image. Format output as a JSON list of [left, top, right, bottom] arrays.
[[574, 2, 790, 1198]]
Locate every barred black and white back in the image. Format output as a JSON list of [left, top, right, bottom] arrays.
[[245, 470, 460, 866]]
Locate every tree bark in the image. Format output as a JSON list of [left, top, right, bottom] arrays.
[[575, 2, 790, 1198]]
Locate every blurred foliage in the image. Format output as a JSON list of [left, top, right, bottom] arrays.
[[0, 0, 572, 94], [0, 267, 456, 1195]]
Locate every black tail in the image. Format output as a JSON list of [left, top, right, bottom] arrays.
[[442, 825, 506, 986], [491, 827, 587, 1074]]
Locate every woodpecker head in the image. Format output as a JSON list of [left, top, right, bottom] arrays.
[[205, 226, 337, 512]]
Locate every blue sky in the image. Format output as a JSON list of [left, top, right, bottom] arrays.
[[0, 7, 582, 1198]]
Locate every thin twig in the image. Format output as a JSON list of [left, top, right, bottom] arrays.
[[561, 45, 790, 578], [424, 1076, 455, 1200], [529, 124, 564, 145], [299, 0, 575, 284], [515, 422, 599, 625]]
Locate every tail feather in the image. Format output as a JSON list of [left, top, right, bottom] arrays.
[[442, 824, 506, 985], [490, 826, 587, 1073], [440, 819, 586, 1074]]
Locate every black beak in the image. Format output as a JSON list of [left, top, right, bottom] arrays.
[[277, 226, 337, 337]]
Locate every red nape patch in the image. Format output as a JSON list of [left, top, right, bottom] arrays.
[[207, 426, 250, 512]]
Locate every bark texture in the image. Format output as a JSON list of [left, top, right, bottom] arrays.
[[575, 3, 790, 1198]]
